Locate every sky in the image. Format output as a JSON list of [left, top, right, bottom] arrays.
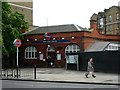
[[33, 0, 120, 28]]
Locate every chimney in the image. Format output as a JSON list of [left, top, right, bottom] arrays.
[[90, 20, 97, 30], [118, 1, 120, 6], [90, 13, 97, 30]]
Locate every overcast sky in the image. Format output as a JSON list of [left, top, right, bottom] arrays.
[[33, 0, 120, 28]]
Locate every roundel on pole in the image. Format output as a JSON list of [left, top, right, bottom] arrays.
[[13, 39, 22, 47]]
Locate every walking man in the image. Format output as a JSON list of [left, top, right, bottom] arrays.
[[85, 58, 96, 78]]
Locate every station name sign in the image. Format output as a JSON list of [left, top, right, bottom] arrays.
[[32, 39, 70, 44]]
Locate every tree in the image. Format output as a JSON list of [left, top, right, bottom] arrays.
[[2, 2, 28, 67]]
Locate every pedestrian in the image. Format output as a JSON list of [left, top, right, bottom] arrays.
[[85, 58, 96, 78]]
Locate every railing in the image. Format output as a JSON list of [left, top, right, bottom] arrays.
[[1, 65, 37, 79]]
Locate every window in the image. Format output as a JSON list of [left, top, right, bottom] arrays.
[[66, 55, 78, 64], [65, 44, 80, 53], [106, 26, 109, 31], [47, 45, 55, 52], [105, 43, 119, 51], [109, 15, 112, 22], [25, 46, 37, 59], [57, 54, 61, 60], [99, 18, 104, 29], [108, 25, 112, 31], [39, 53, 43, 60], [116, 13, 119, 20], [110, 25, 112, 31], [116, 24, 119, 30]]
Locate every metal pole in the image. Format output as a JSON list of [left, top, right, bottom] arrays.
[[17, 47, 18, 67], [17, 47, 19, 79], [66, 61, 67, 70], [34, 65, 36, 79], [65, 55, 67, 70], [77, 55, 79, 71]]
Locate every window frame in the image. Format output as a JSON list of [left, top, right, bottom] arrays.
[[116, 13, 119, 20], [25, 46, 37, 59], [99, 18, 104, 29], [57, 53, 61, 60], [65, 44, 80, 53], [39, 53, 43, 60], [105, 43, 119, 51], [109, 15, 112, 22]]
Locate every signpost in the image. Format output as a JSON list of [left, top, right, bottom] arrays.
[[13, 39, 21, 78]]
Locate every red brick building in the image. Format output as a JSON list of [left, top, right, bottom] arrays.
[[20, 16, 120, 68]]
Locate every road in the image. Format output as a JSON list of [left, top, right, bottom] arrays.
[[1, 80, 119, 89]]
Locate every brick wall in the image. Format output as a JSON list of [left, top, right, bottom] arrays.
[[20, 22, 120, 67]]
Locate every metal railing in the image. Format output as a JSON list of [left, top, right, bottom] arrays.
[[1, 65, 37, 79]]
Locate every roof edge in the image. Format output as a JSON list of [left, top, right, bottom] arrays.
[[73, 24, 82, 31], [8, 3, 33, 10], [23, 26, 39, 35]]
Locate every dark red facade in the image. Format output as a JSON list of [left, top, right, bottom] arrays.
[[20, 20, 120, 68], [20, 31, 83, 67]]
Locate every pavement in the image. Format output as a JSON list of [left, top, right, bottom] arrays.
[[2, 68, 120, 85]]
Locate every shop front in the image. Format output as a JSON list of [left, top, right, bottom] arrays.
[[20, 24, 120, 68], [20, 39, 81, 68]]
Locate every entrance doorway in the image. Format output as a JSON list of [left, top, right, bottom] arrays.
[[47, 52, 55, 60], [46, 45, 55, 67], [65, 44, 80, 70]]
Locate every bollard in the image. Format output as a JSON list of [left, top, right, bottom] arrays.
[[34, 65, 36, 79], [13, 69, 15, 78], [12, 69, 14, 77], [16, 66, 19, 79], [4, 70, 6, 77], [19, 69, 21, 77], [7, 70, 8, 77]]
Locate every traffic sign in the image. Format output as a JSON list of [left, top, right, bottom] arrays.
[[13, 39, 22, 47]]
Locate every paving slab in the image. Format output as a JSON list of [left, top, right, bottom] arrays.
[[2, 68, 119, 85]]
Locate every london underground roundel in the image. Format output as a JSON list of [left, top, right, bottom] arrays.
[[13, 39, 22, 47]]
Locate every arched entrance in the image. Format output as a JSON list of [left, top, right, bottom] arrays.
[[65, 44, 80, 70], [46, 45, 55, 67]]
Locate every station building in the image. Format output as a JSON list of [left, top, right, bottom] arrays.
[[20, 15, 120, 68]]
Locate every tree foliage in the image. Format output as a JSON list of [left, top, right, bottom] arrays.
[[2, 2, 28, 58]]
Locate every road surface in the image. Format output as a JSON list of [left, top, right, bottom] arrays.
[[2, 80, 119, 89]]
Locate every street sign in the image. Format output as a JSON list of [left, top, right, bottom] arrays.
[[13, 39, 21, 47], [13, 39, 22, 78]]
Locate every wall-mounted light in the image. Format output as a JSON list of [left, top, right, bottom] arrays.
[[35, 39, 37, 41], [48, 45, 50, 48], [53, 38, 56, 40], [72, 37, 75, 39], [39, 51, 41, 53], [44, 38, 46, 40], [62, 37, 64, 39], [57, 51, 59, 53], [27, 39, 29, 41], [43, 59, 45, 61]]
